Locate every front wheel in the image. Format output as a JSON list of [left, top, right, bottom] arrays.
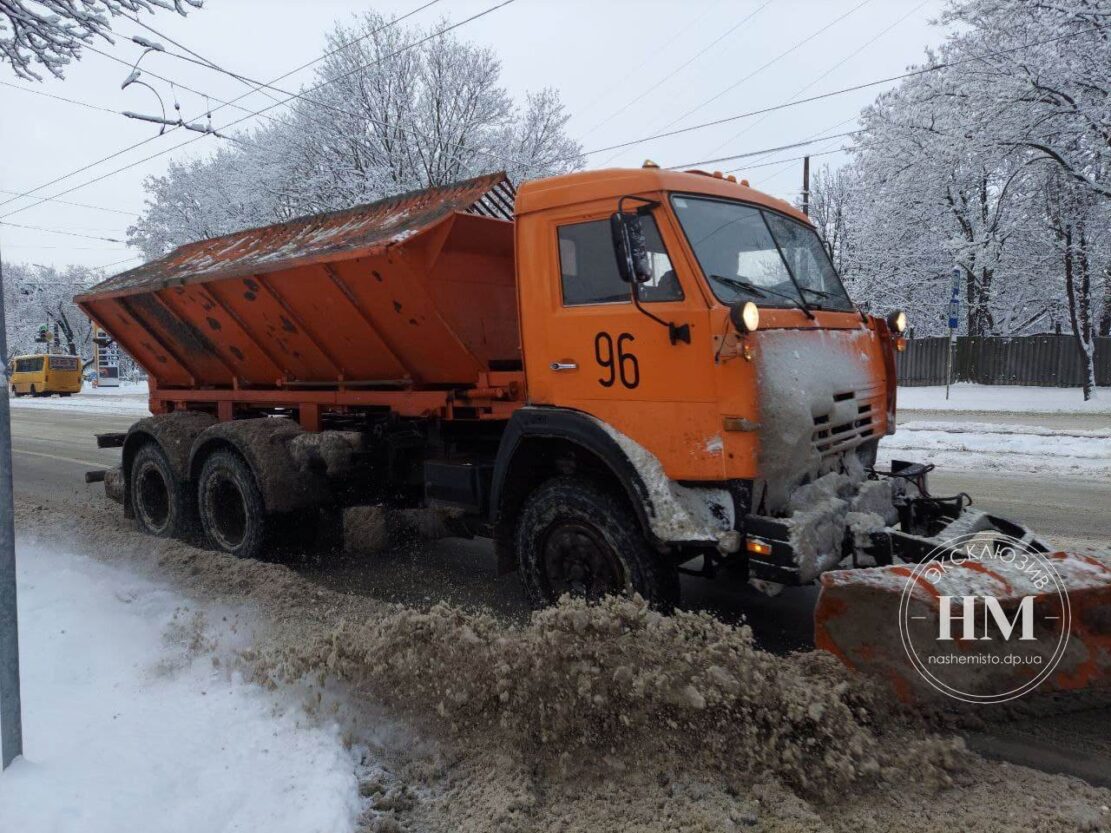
[[197, 449, 269, 559], [515, 476, 679, 611]]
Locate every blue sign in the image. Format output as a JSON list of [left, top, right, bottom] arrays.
[[948, 267, 961, 329]]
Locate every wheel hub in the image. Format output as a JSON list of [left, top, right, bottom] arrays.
[[135, 462, 170, 532], [206, 474, 247, 549], [541, 522, 625, 600]]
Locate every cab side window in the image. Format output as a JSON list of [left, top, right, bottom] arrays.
[[558, 217, 682, 306]]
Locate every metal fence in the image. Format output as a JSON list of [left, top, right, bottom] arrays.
[[895, 335, 1111, 387]]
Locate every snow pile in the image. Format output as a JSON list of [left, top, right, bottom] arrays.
[[0, 546, 360, 833], [780, 468, 901, 582], [898, 384, 1110, 414], [9, 380, 151, 416], [255, 594, 962, 801]]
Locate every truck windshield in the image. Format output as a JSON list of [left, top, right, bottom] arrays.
[[669, 194, 854, 312]]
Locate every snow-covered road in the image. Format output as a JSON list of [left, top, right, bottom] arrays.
[[0, 547, 361, 833], [881, 420, 1111, 478], [887, 384, 1110, 478], [9, 381, 150, 418], [897, 384, 1110, 414]]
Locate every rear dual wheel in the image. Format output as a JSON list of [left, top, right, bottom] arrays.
[[197, 450, 269, 560], [131, 442, 191, 539]]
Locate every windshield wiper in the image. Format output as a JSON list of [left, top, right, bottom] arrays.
[[708, 275, 816, 320], [798, 286, 833, 298]]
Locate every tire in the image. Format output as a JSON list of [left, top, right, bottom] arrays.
[[29, 384, 38, 397], [515, 476, 679, 611], [197, 449, 269, 560], [130, 442, 190, 538]]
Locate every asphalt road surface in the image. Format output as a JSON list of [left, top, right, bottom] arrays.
[[10, 403, 1111, 784]]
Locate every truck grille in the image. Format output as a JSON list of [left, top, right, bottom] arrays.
[[811, 389, 880, 457]]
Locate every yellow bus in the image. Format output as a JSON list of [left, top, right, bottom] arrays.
[[8, 353, 82, 397]]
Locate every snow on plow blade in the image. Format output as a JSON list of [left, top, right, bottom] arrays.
[[814, 550, 1111, 703]]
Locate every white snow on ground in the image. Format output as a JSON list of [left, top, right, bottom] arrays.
[[880, 420, 1111, 477], [9, 380, 151, 417], [0, 545, 360, 833], [897, 383, 1110, 414]]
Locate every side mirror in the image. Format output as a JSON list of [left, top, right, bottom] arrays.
[[610, 211, 652, 284]]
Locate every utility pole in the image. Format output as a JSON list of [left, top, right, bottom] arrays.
[[0, 232, 23, 770], [801, 155, 811, 217]]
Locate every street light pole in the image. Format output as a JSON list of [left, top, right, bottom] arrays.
[[0, 234, 23, 770]]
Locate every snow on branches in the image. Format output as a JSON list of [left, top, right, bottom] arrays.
[[1, 261, 97, 361], [821, 0, 1111, 398], [0, 0, 201, 81]]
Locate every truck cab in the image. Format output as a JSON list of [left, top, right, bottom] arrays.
[[499, 166, 902, 600]]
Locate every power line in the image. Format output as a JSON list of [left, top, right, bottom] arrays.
[[91, 254, 143, 271], [6, 6, 1103, 233], [0, 221, 125, 244], [131, 0, 445, 111], [653, 0, 874, 136], [0, 0, 519, 222], [740, 146, 847, 173], [0, 189, 138, 217], [728, 113, 861, 173], [571, 0, 726, 123], [700, 0, 930, 158], [0, 81, 121, 116], [577, 0, 773, 142], [667, 132, 858, 171], [569, 20, 1111, 165], [0, 244, 128, 251], [130, 0, 536, 173], [0, 0, 446, 216]]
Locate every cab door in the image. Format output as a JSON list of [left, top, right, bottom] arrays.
[[518, 202, 725, 481]]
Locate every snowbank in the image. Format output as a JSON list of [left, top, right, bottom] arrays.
[[0, 546, 360, 833], [9, 380, 150, 417], [898, 383, 1110, 414], [880, 420, 1111, 477]]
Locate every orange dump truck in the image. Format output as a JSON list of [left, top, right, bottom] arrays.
[[76, 167, 1083, 624]]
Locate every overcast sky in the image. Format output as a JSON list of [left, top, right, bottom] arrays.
[[0, 0, 950, 272]]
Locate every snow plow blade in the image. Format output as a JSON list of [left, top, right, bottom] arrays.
[[814, 551, 1111, 702]]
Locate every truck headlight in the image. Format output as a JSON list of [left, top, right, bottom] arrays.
[[886, 309, 908, 334], [731, 300, 760, 334]]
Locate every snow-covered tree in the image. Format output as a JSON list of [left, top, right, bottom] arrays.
[[806, 164, 855, 275], [1, 261, 98, 363], [830, 0, 1111, 396], [939, 0, 1111, 202], [128, 12, 584, 258], [0, 0, 201, 81]]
